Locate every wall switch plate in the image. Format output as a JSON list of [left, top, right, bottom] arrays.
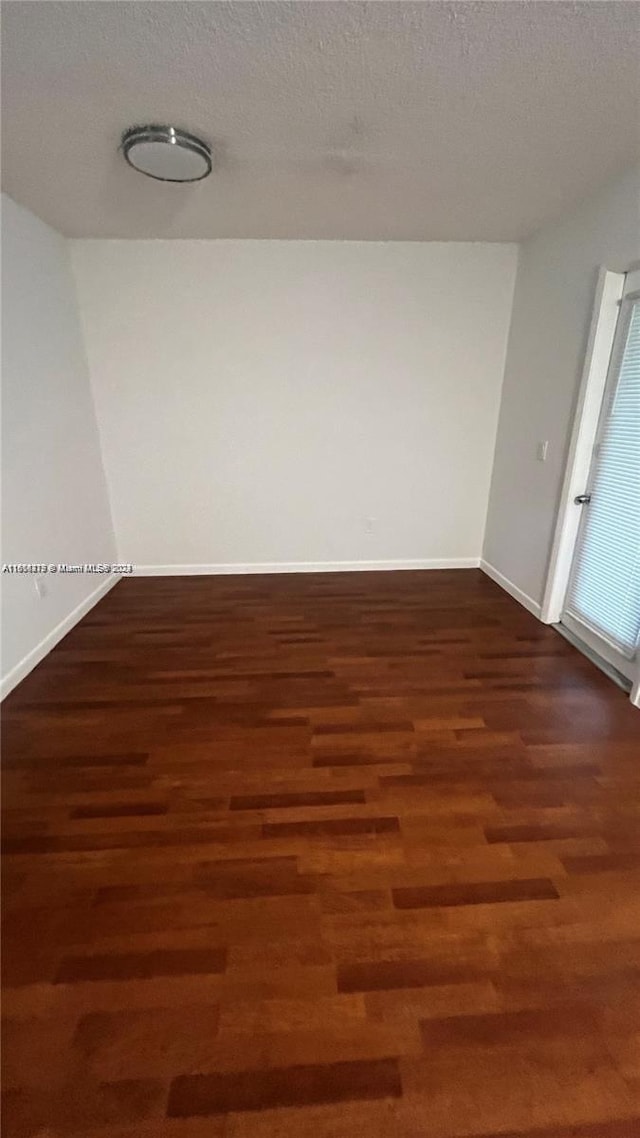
[[536, 440, 549, 462]]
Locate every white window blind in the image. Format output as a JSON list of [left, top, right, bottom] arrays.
[[565, 298, 640, 658]]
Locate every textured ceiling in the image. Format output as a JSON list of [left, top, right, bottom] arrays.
[[2, 1, 639, 240]]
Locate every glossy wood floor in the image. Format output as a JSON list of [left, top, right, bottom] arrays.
[[2, 569, 640, 1138]]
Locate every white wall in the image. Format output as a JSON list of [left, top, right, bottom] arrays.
[[483, 165, 640, 610], [1, 194, 116, 695], [71, 240, 517, 572]]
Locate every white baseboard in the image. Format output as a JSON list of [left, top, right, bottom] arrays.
[[1, 574, 118, 701], [479, 559, 542, 619], [135, 558, 481, 576]]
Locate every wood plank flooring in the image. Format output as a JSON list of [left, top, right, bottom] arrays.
[[2, 568, 640, 1137]]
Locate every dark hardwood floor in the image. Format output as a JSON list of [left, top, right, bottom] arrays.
[[2, 569, 640, 1137]]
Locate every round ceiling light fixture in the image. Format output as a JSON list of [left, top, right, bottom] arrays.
[[121, 125, 212, 183]]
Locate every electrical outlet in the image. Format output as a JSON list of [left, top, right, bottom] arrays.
[[34, 578, 47, 599], [536, 440, 549, 462], [364, 516, 376, 534]]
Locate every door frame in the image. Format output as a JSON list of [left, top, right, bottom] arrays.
[[540, 265, 640, 707]]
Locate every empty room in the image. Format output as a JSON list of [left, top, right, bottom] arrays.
[[1, 1, 640, 1135]]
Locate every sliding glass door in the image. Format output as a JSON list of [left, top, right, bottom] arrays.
[[561, 276, 640, 686]]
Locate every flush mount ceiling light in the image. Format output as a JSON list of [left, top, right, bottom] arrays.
[[121, 125, 212, 183]]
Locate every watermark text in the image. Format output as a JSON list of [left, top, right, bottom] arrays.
[[2, 563, 134, 575]]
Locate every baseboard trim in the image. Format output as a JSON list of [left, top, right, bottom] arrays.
[[1, 574, 118, 701], [134, 558, 481, 577], [479, 559, 542, 619]]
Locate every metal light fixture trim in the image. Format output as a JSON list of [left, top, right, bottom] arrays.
[[121, 124, 212, 182]]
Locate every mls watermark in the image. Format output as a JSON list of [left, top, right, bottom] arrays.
[[2, 563, 134, 575]]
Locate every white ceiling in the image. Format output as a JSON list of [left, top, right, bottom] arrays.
[[2, 1, 639, 241]]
